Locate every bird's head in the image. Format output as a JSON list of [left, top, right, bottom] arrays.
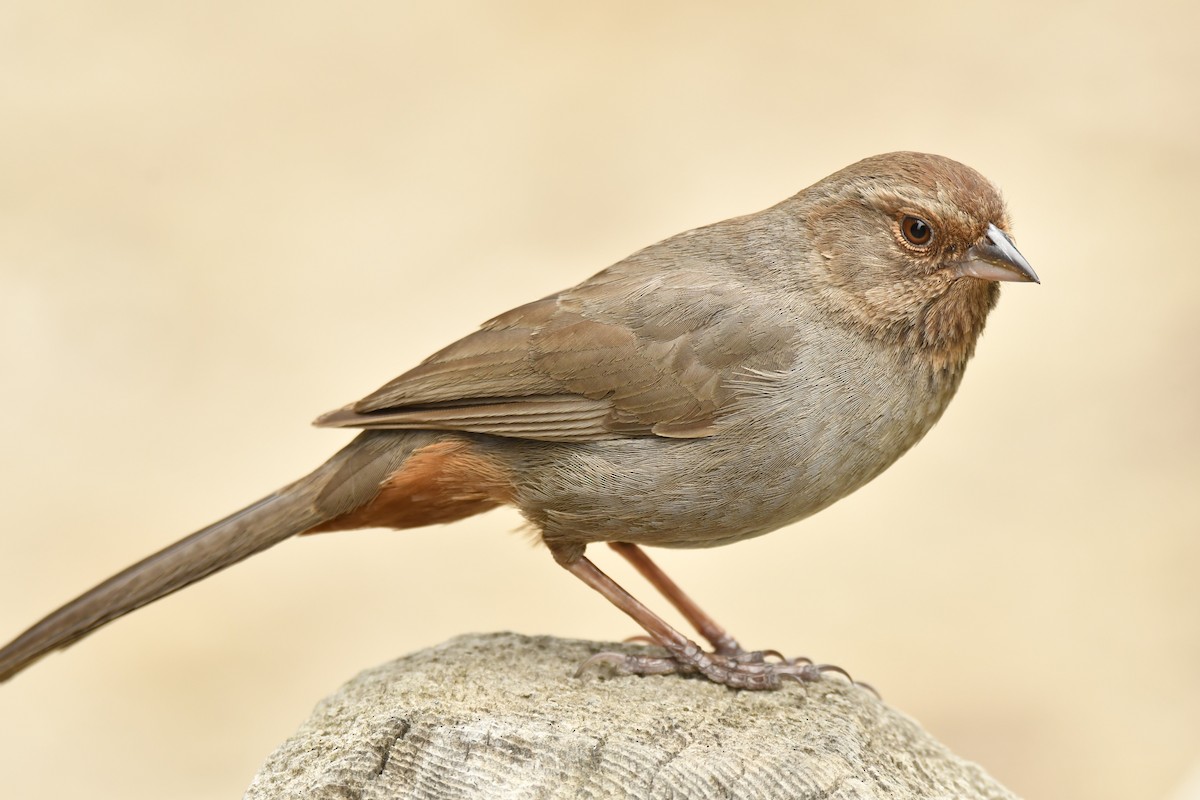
[[802, 151, 1037, 368]]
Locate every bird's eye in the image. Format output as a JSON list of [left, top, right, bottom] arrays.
[[900, 216, 933, 247]]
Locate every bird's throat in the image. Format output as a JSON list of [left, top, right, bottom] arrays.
[[918, 278, 999, 376]]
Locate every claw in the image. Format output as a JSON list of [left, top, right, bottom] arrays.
[[854, 680, 881, 699], [814, 663, 855, 683], [574, 651, 632, 678], [621, 635, 656, 646]]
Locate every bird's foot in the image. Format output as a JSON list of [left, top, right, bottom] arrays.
[[622, 632, 753, 658], [578, 643, 871, 692]]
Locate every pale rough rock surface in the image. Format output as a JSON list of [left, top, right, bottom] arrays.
[[246, 633, 1018, 800]]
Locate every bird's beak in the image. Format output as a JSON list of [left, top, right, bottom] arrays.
[[956, 223, 1040, 284]]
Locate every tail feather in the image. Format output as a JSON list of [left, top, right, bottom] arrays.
[[0, 479, 330, 682], [0, 430, 461, 682]]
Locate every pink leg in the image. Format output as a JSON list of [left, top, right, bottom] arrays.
[[553, 545, 838, 691], [608, 542, 743, 656]]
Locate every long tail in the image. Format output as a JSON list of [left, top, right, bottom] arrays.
[[0, 431, 426, 682]]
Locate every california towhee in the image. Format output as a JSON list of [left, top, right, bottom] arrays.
[[0, 152, 1037, 689]]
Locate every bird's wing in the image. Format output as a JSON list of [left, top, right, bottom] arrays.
[[315, 262, 796, 443]]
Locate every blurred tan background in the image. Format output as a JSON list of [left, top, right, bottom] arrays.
[[1, 2, 1197, 798]]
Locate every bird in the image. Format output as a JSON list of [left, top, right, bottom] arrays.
[[0, 152, 1038, 689]]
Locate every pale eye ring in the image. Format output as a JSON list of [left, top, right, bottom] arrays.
[[900, 215, 933, 247]]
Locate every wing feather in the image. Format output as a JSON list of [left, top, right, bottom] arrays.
[[315, 221, 798, 441]]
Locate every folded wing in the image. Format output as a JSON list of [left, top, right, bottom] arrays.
[[316, 258, 796, 443]]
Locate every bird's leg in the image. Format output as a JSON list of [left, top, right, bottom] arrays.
[[607, 542, 746, 657], [552, 544, 837, 691]]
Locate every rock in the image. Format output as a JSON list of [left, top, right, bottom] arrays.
[[246, 633, 1017, 799]]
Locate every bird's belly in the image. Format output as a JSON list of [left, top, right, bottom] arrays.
[[512, 360, 950, 549]]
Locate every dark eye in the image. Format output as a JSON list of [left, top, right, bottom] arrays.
[[900, 215, 933, 247]]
